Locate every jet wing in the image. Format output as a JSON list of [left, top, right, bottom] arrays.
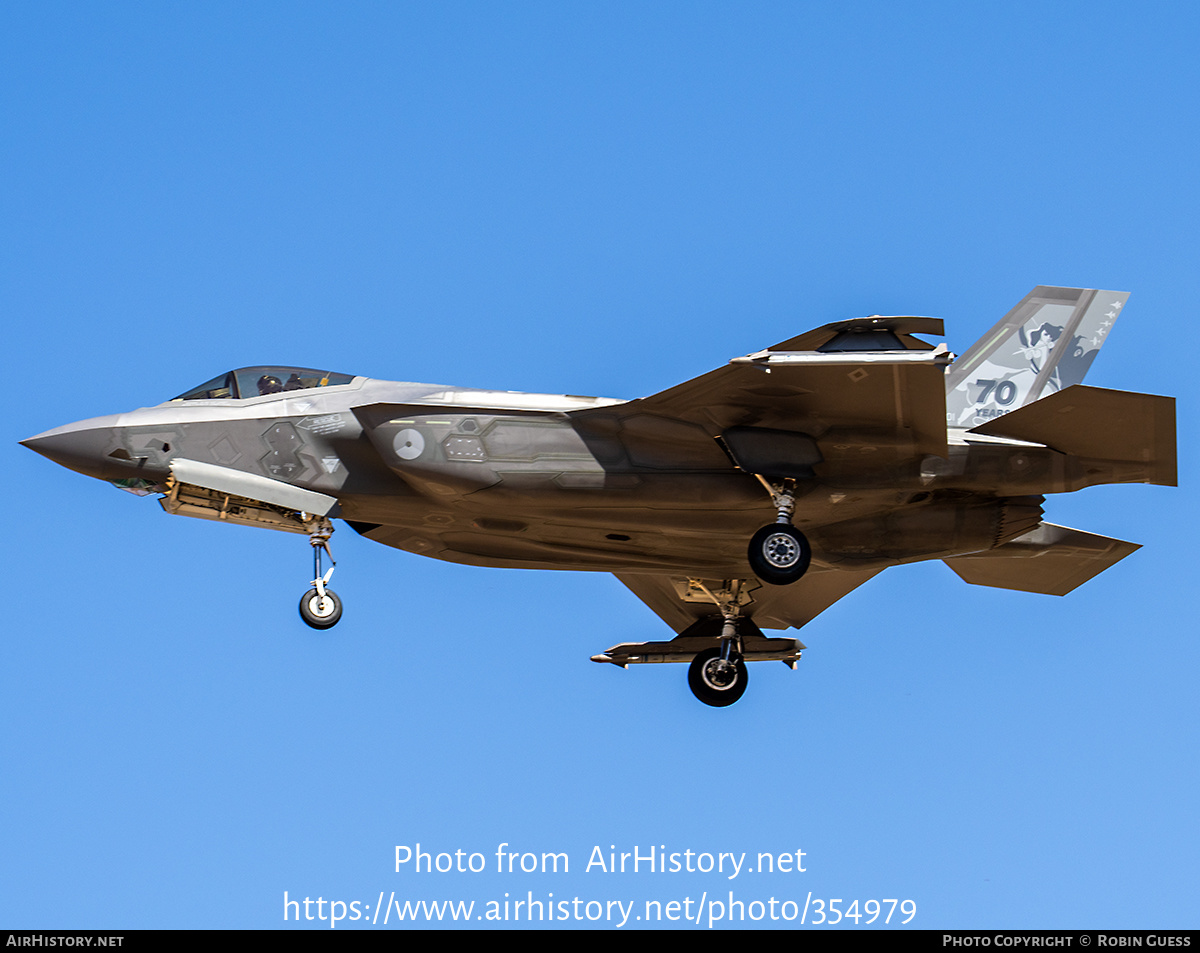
[[615, 567, 881, 633], [581, 341, 953, 464]]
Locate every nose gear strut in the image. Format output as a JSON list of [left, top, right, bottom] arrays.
[[298, 515, 342, 629]]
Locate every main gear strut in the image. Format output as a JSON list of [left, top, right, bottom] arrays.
[[685, 579, 750, 707], [747, 476, 812, 585]]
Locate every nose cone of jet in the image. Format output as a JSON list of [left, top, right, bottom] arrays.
[[21, 415, 136, 482]]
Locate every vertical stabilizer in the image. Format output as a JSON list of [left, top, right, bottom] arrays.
[[945, 286, 1128, 428]]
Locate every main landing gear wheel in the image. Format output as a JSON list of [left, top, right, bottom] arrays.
[[299, 587, 342, 629], [688, 647, 749, 707], [748, 523, 811, 585]]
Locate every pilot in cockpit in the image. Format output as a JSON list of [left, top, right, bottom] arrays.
[[257, 375, 284, 395]]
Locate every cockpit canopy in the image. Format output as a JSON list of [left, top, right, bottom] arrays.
[[172, 366, 356, 401]]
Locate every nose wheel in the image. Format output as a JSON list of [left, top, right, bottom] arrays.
[[299, 516, 342, 630], [299, 587, 342, 628]]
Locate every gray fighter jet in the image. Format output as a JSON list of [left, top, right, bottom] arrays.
[[22, 286, 1175, 706]]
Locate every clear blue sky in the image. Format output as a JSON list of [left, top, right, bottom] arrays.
[[4, 1, 1197, 930]]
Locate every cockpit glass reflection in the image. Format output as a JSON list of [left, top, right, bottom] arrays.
[[172, 367, 355, 401]]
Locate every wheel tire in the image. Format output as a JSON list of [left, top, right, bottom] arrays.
[[748, 523, 811, 585], [687, 647, 749, 707], [299, 588, 343, 629]]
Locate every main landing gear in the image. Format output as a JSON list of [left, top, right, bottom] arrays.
[[686, 580, 749, 707], [747, 477, 811, 585], [688, 645, 748, 707], [590, 577, 805, 708], [298, 516, 342, 629]]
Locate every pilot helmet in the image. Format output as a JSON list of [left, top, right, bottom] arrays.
[[257, 375, 283, 395]]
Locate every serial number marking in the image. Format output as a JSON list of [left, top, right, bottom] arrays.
[[802, 895, 916, 925]]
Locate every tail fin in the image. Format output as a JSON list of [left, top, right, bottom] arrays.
[[945, 286, 1128, 428]]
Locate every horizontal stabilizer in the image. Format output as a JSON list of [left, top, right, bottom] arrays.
[[943, 522, 1139, 596], [968, 385, 1177, 486]]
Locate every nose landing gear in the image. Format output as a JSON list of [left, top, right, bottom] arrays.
[[299, 587, 342, 628], [298, 516, 342, 629]]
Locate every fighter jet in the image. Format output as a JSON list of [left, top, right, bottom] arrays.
[[22, 286, 1175, 706]]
